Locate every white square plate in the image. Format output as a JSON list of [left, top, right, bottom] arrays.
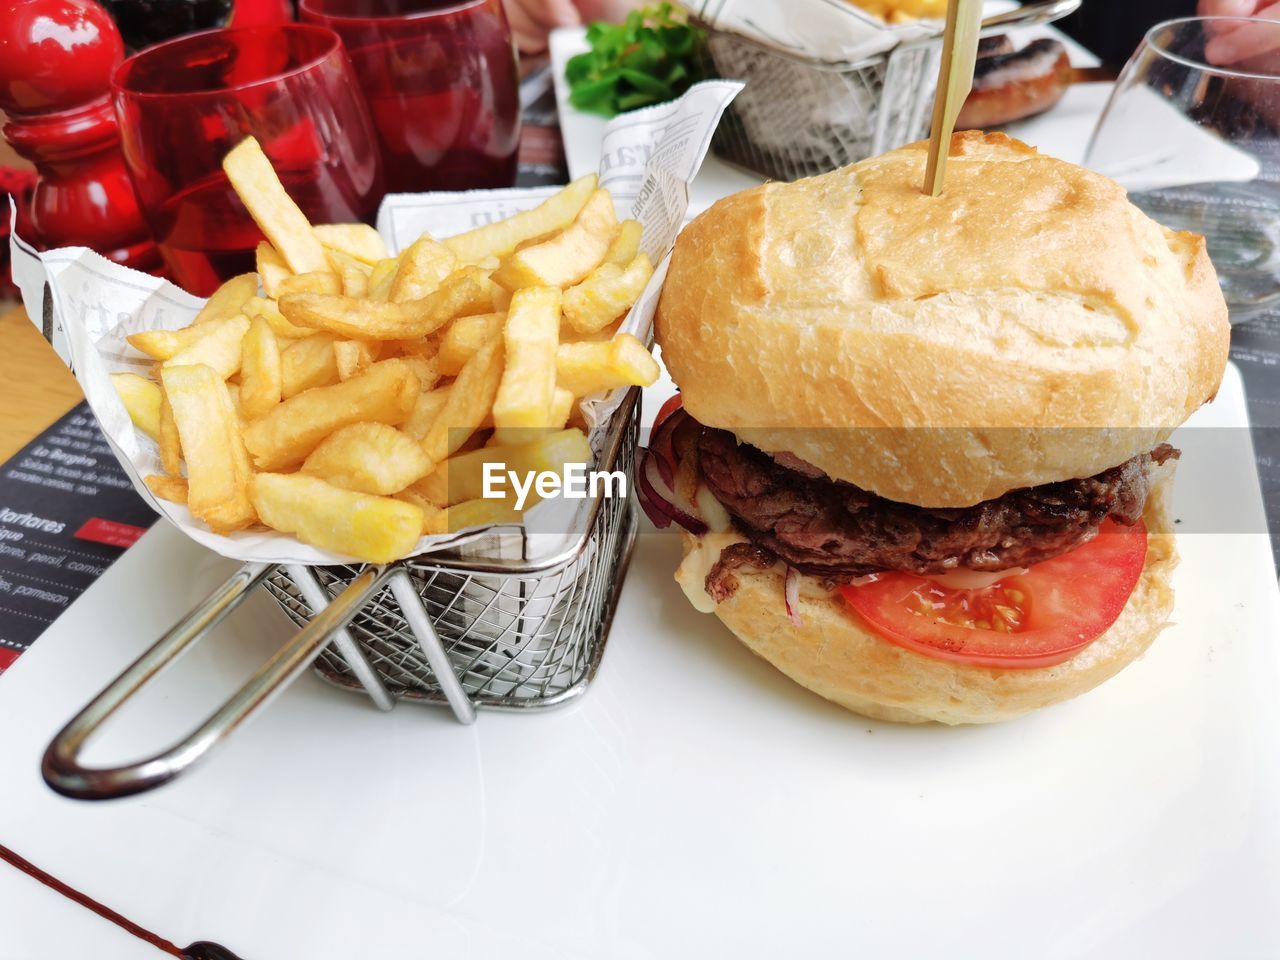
[[0, 365, 1277, 958]]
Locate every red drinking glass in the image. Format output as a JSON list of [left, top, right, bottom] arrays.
[[112, 23, 383, 295], [298, 0, 520, 194]]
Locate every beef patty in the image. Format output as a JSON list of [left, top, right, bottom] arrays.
[[696, 425, 1176, 581]]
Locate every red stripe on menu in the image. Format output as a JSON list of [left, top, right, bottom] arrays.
[[0, 648, 19, 673], [74, 518, 147, 549]]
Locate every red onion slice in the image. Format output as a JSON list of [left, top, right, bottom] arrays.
[[638, 453, 708, 534], [784, 566, 803, 627], [635, 468, 672, 528], [648, 406, 687, 487]]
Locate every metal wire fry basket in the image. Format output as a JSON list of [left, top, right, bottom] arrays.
[[263, 392, 639, 710], [698, 0, 1080, 182], [42, 390, 641, 800]]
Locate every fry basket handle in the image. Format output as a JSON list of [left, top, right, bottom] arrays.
[[979, 0, 1081, 34], [42, 563, 395, 800]]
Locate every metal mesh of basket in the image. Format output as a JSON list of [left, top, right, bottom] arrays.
[[703, 25, 942, 181], [262, 392, 640, 711]]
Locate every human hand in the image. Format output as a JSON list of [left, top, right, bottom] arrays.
[[504, 0, 647, 54], [505, 0, 582, 54], [1197, 0, 1280, 63]]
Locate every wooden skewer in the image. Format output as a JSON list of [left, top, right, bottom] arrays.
[[923, 0, 985, 197]]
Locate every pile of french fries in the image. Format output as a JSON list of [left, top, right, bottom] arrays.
[[111, 136, 659, 563]]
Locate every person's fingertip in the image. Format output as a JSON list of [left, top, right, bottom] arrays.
[[1205, 35, 1236, 63]]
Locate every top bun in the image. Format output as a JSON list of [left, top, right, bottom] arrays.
[[655, 132, 1229, 507]]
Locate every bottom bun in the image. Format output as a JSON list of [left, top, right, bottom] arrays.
[[675, 470, 1178, 725]]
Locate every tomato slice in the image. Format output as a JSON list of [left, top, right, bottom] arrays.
[[838, 520, 1149, 669], [653, 392, 683, 431]]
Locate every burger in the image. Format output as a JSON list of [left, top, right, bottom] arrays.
[[646, 132, 1229, 725]]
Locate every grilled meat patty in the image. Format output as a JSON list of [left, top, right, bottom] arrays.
[[696, 425, 1176, 582]]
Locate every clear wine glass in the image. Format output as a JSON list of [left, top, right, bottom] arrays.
[[1085, 16, 1280, 323]]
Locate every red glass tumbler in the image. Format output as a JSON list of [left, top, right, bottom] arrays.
[[298, 0, 520, 193], [112, 23, 383, 296]]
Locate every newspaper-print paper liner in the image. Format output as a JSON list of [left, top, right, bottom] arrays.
[[686, 0, 942, 64], [8, 80, 744, 566]]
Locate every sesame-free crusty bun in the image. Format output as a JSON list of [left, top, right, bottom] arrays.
[[673, 471, 1177, 725], [655, 132, 1229, 508]]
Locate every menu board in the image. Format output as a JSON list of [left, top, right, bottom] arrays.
[[0, 402, 155, 671]]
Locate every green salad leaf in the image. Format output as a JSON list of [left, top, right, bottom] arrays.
[[565, 4, 705, 118]]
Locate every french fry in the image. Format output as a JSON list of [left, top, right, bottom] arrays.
[[493, 286, 560, 430], [239, 316, 282, 419], [555, 333, 660, 396], [192, 272, 260, 326], [444, 174, 597, 263], [492, 189, 617, 291], [604, 219, 643, 266], [163, 314, 251, 379], [389, 236, 458, 303], [392, 487, 445, 532], [281, 333, 339, 398], [386, 335, 440, 361], [225, 382, 245, 425], [395, 355, 438, 395], [422, 340, 503, 463], [127, 324, 214, 361], [367, 256, 400, 301], [301, 422, 433, 495], [144, 474, 188, 505], [315, 223, 388, 264], [424, 497, 521, 535], [549, 386, 575, 429], [277, 271, 342, 298], [160, 364, 256, 532], [279, 267, 492, 340], [454, 429, 492, 456], [438, 312, 505, 376], [334, 339, 381, 380], [560, 323, 621, 344], [243, 295, 312, 339], [562, 253, 653, 334], [487, 278, 513, 313], [223, 137, 329, 274], [256, 242, 292, 298], [327, 249, 371, 298], [129, 280, 261, 357], [158, 387, 182, 475], [242, 358, 421, 470], [111, 372, 162, 438], [251, 472, 422, 563], [415, 428, 592, 507], [278, 295, 402, 340], [403, 385, 451, 441]]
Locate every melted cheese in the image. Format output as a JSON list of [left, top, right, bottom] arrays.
[[695, 485, 734, 533], [675, 533, 743, 614]]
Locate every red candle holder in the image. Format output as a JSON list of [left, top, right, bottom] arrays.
[[0, 0, 159, 272]]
